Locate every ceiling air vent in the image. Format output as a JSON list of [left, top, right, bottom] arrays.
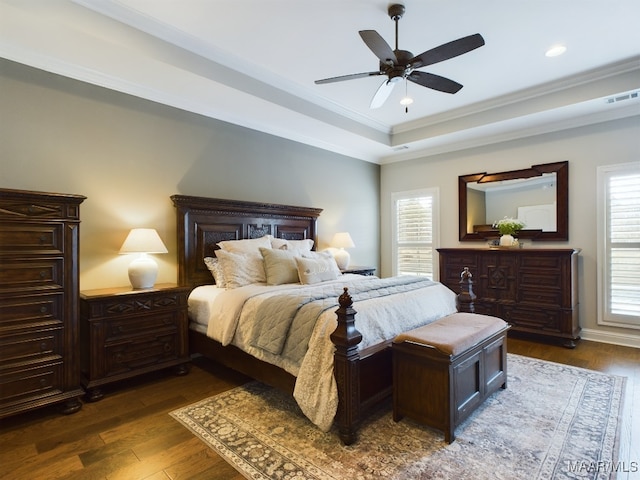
[[605, 91, 639, 104]]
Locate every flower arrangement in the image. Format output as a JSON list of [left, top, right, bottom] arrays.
[[493, 217, 526, 236]]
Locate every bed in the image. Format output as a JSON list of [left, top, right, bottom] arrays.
[[171, 194, 458, 444]]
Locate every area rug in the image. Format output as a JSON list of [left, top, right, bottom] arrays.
[[170, 354, 626, 480]]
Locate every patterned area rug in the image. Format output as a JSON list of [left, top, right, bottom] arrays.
[[170, 354, 626, 480]]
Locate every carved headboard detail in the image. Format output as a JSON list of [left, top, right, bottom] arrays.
[[170, 195, 322, 290]]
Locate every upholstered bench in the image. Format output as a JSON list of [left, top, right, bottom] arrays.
[[392, 312, 510, 443]]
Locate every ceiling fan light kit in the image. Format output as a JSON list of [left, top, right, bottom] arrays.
[[315, 4, 485, 110]]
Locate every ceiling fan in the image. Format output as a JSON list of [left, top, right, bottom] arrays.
[[315, 4, 485, 109]]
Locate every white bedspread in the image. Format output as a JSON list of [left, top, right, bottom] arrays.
[[188, 275, 457, 431]]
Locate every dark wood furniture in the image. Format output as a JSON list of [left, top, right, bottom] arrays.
[[171, 195, 401, 445], [438, 247, 581, 347], [393, 313, 509, 443], [0, 188, 86, 418], [79, 283, 190, 401], [341, 266, 376, 276], [459, 161, 569, 242]]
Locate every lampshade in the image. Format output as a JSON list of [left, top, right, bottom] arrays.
[[331, 232, 355, 249], [330, 232, 355, 270], [119, 228, 169, 254], [119, 229, 168, 289]]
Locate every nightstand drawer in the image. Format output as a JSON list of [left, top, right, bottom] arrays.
[[103, 331, 180, 377], [83, 290, 186, 319], [104, 312, 179, 343]]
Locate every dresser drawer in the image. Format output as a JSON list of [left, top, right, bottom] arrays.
[[517, 288, 563, 307], [0, 293, 63, 329], [0, 258, 64, 291], [0, 361, 63, 405], [0, 327, 63, 364], [501, 306, 562, 332], [518, 269, 562, 290], [0, 223, 64, 254]]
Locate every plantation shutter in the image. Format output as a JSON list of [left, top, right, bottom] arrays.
[[393, 191, 437, 278], [598, 164, 640, 328]]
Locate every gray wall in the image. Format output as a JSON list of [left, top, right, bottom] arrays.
[[0, 59, 380, 289]]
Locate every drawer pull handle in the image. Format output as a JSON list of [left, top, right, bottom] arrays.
[[164, 343, 172, 352], [40, 306, 48, 313], [39, 378, 48, 387], [39, 235, 48, 244], [39, 271, 47, 279], [40, 342, 49, 351]]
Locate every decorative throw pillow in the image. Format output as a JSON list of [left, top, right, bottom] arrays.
[[259, 247, 300, 285], [215, 250, 266, 288], [203, 256, 226, 287], [270, 238, 314, 252], [217, 235, 272, 253], [295, 252, 341, 285]]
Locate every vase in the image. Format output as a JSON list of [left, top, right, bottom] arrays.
[[499, 234, 515, 247]]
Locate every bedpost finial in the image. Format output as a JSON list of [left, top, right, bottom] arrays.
[[461, 266, 472, 280], [339, 287, 353, 308]]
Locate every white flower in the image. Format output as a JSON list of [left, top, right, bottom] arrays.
[[493, 217, 526, 235]]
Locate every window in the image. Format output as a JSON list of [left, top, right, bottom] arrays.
[[597, 163, 640, 329], [392, 188, 439, 279]]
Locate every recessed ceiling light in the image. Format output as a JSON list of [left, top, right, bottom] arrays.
[[545, 44, 567, 57]]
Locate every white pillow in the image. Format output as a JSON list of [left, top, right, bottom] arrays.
[[217, 235, 272, 253], [259, 247, 300, 285], [271, 238, 314, 252], [295, 252, 341, 285], [215, 250, 266, 288], [203, 256, 226, 287]]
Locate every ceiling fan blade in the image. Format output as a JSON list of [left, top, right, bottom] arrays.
[[315, 71, 383, 85], [408, 71, 463, 94], [370, 80, 396, 109], [359, 30, 397, 65], [410, 33, 485, 69]]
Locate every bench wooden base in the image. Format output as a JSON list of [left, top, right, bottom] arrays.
[[392, 314, 509, 443]]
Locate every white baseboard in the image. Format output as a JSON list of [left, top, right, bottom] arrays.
[[580, 328, 640, 349]]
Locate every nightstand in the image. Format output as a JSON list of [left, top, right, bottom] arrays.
[[341, 266, 376, 276], [79, 283, 191, 401]]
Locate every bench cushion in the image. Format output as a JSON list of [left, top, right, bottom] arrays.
[[393, 312, 508, 356]]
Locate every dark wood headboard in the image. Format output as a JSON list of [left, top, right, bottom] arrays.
[[171, 195, 322, 290]]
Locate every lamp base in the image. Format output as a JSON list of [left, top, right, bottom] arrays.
[[128, 254, 158, 289], [333, 248, 351, 270]]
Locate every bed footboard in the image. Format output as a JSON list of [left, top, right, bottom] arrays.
[[330, 287, 363, 445]]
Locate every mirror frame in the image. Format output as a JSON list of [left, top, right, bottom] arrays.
[[459, 161, 569, 241]]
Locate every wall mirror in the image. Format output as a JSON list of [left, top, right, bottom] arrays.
[[459, 161, 568, 241]]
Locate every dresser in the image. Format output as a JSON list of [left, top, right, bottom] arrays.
[[0, 188, 86, 418], [79, 284, 190, 401], [438, 248, 580, 347]]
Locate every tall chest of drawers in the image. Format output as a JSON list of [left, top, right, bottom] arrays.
[[0, 188, 86, 418], [438, 248, 581, 348]]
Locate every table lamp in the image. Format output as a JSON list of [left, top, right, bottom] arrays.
[[119, 228, 168, 289], [331, 232, 355, 270]]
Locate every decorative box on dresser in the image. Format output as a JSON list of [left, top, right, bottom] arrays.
[[79, 283, 190, 401], [438, 248, 581, 348], [0, 188, 86, 418]]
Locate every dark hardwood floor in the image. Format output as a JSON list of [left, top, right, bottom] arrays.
[[1, 338, 638, 480]]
